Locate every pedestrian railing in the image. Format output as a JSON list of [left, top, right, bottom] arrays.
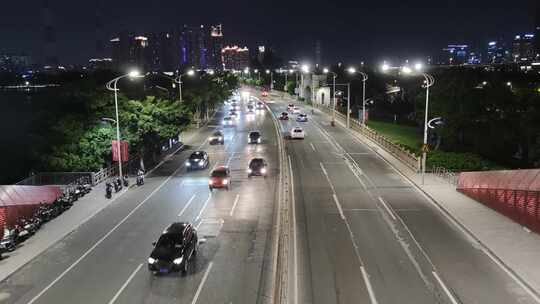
[[432, 166, 459, 186], [313, 103, 421, 172], [16, 172, 93, 187]]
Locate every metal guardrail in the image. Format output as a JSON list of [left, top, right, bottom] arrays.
[[313, 103, 421, 172], [16, 172, 94, 186], [432, 166, 459, 186]]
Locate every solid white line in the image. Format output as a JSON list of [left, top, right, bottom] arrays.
[[378, 196, 397, 221], [229, 194, 240, 216], [178, 194, 197, 217], [288, 154, 298, 304], [319, 162, 337, 193], [211, 161, 219, 172], [195, 194, 212, 222], [361, 266, 379, 304], [333, 194, 345, 220], [226, 152, 235, 167], [310, 142, 316, 152], [432, 271, 459, 304], [190, 262, 214, 304], [482, 248, 540, 303], [27, 159, 187, 304], [107, 263, 143, 304]]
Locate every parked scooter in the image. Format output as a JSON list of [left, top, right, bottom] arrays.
[[0, 230, 18, 252], [114, 178, 122, 192], [123, 175, 129, 187], [136, 169, 145, 186], [105, 182, 113, 199]]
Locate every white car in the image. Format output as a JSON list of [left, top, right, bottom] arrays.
[[292, 107, 301, 114], [222, 116, 235, 126], [290, 127, 305, 139]]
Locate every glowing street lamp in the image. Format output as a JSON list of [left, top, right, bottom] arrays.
[[381, 63, 390, 72], [349, 67, 369, 126], [324, 68, 338, 125], [414, 63, 423, 71], [106, 70, 145, 178]]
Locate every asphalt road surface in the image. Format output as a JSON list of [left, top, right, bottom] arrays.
[[267, 94, 538, 304], [0, 96, 278, 304]]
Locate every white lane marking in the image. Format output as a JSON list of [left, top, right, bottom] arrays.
[[27, 157, 189, 304], [211, 161, 219, 172], [482, 248, 540, 303], [190, 262, 214, 304], [195, 194, 212, 222], [319, 162, 337, 193], [226, 152, 235, 167], [361, 266, 379, 304], [332, 194, 345, 220], [310, 142, 316, 152], [178, 194, 197, 217], [377, 196, 397, 221], [107, 263, 143, 304], [432, 271, 459, 304], [288, 154, 298, 304], [229, 194, 240, 217]]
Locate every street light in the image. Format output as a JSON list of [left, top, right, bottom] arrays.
[[163, 69, 195, 103], [421, 73, 435, 185], [106, 70, 145, 179], [349, 68, 369, 127], [323, 68, 338, 125], [381, 63, 390, 72], [414, 63, 423, 71], [266, 69, 274, 90]]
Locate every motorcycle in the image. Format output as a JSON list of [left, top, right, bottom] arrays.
[[136, 175, 144, 186], [105, 182, 113, 199], [123, 175, 129, 187], [0, 231, 17, 252], [115, 178, 123, 192]]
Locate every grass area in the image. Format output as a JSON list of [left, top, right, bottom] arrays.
[[366, 120, 422, 152]]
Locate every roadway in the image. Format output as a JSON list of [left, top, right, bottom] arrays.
[[266, 93, 538, 304], [0, 95, 279, 304]]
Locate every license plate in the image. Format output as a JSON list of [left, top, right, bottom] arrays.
[[160, 268, 168, 273]]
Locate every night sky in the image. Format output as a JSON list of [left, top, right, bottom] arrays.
[[0, 0, 536, 65]]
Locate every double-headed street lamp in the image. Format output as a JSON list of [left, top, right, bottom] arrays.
[[266, 69, 274, 90], [348, 67, 369, 127], [173, 69, 196, 103], [400, 65, 435, 184], [299, 64, 310, 101], [106, 70, 145, 178], [323, 68, 338, 125]]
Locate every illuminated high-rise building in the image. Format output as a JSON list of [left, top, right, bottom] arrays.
[[208, 24, 224, 70], [512, 34, 535, 63], [222, 46, 250, 70]]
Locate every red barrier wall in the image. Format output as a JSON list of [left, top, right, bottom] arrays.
[[0, 185, 62, 236], [457, 169, 540, 233]]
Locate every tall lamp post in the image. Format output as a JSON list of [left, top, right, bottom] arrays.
[[106, 70, 144, 178], [266, 69, 273, 90], [300, 64, 310, 101], [420, 73, 435, 185], [323, 68, 337, 124], [174, 69, 196, 103], [348, 67, 369, 126]]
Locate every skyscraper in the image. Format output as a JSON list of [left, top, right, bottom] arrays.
[[148, 32, 178, 72], [208, 25, 224, 70], [42, 0, 58, 66], [222, 46, 249, 70], [512, 34, 535, 63], [110, 32, 150, 72], [535, 2, 540, 60], [180, 25, 208, 70]]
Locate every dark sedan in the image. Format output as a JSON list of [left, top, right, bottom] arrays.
[[185, 151, 209, 171], [148, 222, 198, 274], [247, 158, 268, 178]]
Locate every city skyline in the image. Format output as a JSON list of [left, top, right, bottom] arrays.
[[0, 0, 537, 66]]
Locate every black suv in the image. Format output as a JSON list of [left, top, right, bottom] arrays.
[[209, 130, 224, 145], [248, 158, 268, 178], [248, 131, 262, 144], [148, 222, 198, 274], [185, 151, 209, 171]]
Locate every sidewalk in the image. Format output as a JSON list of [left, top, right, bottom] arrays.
[[304, 98, 540, 300], [0, 124, 209, 283]]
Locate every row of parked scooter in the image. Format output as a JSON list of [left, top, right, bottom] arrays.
[[105, 171, 145, 199], [0, 178, 93, 259]]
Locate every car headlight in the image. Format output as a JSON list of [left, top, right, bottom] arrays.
[[148, 257, 156, 264], [247, 168, 252, 174], [199, 160, 205, 166], [218, 137, 222, 140], [173, 257, 183, 265], [186, 161, 191, 166], [209, 180, 214, 185], [261, 168, 267, 174], [223, 179, 229, 185], [257, 138, 261, 143]]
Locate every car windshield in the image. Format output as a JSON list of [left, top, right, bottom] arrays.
[[250, 132, 260, 137], [156, 233, 181, 248], [250, 159, 265, 167], [294, 129, 302, 132], [211, 170, 228, 177], [213, 132, 222, 136], [224, 117, 232, 121], [190, 153, 203, 160]]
